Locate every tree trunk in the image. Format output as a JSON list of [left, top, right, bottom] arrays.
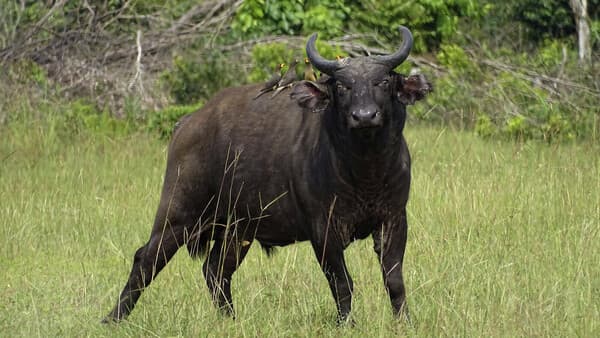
[[569, 0, 591, 64]]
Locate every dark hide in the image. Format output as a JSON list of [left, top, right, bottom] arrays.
[[103, 27, 431, 324]]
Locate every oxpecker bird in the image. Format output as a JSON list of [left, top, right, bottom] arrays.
[[272, 58, 299, 97], [303, 58, 317, 82], [254, 63, 285, 99]]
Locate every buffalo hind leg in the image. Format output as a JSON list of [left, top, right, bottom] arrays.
[[373, 210, 410, 321], [103, 220, 186, 323], [203, 236, 252, 317], [311, 236, 354, 324]]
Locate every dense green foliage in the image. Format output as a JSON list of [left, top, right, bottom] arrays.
[[496, 0, 600, 42], [350, 0, 485, 52], [161, 53, 236, 105], [232, 0, 485, 51]]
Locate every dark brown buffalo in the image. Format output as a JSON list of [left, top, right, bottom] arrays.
[[104, 26, 431, 324]]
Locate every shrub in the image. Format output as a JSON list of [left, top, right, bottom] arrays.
[[161, 52, 236, 105], [62, 100, 136, 136], [417, 44, 594, 142], [146, 102, 204, 139], [248, 43, 297, 83], [232, 0, 305, 37], [301, 3, 349, 39], [351, 0, 486, 52], [248, 40, 343, 83], [232, 0, 485, 52]]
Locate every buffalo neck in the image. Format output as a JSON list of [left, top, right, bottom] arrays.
[[315, 108, 406, 191]]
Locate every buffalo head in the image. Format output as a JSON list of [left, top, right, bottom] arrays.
[[293, 26, 431, 132]]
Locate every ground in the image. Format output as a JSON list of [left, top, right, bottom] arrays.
[[1, 124, 598, 336]]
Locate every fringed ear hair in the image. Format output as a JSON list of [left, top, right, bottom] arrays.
[[290, 80, 330, 113]]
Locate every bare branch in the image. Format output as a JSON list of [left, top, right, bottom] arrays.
[[189, 0, 242, 32], [476, 57, 600, 96], [128, 30, 144, 96], [100, 0, 133, 30], [22, 0, 68, 42], [82, 0, 96, 28]]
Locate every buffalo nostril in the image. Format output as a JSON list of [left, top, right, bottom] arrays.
[[362, 110, 378, 120], [362, 110, 377, 120]]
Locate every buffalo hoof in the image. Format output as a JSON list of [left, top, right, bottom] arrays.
[[394, 309, 414, 328], [336, 314, 356, 327], [217, 304, 236, 319], [101, 311, 125, 324], [101, 316, 118, 324]]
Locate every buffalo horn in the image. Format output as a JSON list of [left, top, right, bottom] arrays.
[[373, 26, 413, 69], [306, 33, 339, 76]]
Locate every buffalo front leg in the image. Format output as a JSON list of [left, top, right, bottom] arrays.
[[103, 222, 185, 323], [203, 236, 251, 317], [373, 210, 409, 321], [311, 234, 354, 324]]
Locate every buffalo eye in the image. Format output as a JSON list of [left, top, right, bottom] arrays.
[[336, 82, 350, 95], [375, 79, 389, 89]]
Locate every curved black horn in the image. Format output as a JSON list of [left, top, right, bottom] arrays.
[[373, 26, 413, 69], [306, 33, 339, 75]]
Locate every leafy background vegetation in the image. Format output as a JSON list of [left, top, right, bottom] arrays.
[[1, 0, 598, 141], [1, 0, 599, 335]]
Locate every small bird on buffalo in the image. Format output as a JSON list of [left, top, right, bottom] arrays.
[[271, 58, 299, 97], [303, 58, 317, 82], [254, 63, 285, 99]]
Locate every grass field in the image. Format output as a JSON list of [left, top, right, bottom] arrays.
[[1, 122, 599, 337]]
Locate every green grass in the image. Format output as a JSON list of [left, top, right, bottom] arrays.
[[1, 121, 599, 337]]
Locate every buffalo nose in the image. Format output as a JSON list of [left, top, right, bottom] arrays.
[[351, 109, 379, 122]]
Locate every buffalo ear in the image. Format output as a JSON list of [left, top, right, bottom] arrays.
[[290, 80, 329, 113], [396, 74, 433, 105]]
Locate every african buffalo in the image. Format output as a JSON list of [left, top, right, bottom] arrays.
[[104, 26, 431, 324]]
